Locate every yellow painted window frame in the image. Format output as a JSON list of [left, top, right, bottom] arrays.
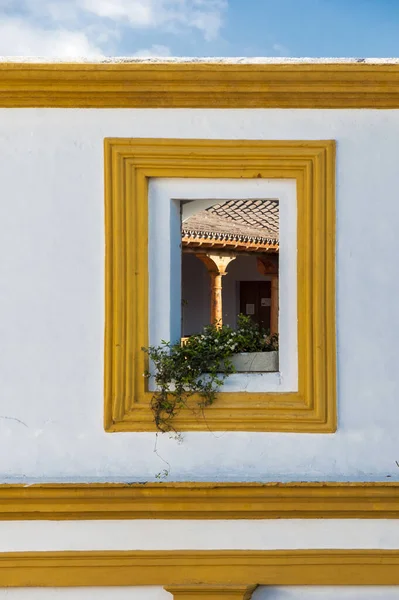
[[104, 138, 336, 433]]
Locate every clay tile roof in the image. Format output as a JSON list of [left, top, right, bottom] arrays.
[[182, 199, 279, 246]]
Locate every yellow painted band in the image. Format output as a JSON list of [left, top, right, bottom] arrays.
[[1, 549, 399, 587], [1, 62, 399, 108], [0, 482, 398, 520]]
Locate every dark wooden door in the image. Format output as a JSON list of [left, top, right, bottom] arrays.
[[239, 281, 272, 330]]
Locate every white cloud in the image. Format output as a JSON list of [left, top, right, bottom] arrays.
[[0, 0, 227, 57], [133, 44, 171, 57], [0, 16, 103, 57], [81, 0, 154, 26], [80, 0, 226, 40]]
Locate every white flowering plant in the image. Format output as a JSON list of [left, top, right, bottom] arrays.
[[142, 314, 278, 433]]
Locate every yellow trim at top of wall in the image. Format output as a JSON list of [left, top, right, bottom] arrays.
[[2, 62, 399, 108]]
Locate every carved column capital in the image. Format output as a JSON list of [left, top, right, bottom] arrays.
[[256, 255, 278, 276], [196, 253, 236, 276]]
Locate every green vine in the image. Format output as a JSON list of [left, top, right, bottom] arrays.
[[142, 314, 278, 433]]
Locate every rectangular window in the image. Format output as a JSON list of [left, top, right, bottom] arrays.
[[148, 179, 297, 394], [104, 138, 336, 432]]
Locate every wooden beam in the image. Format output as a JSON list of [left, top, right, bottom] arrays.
[[182, 237, 279, 253], [184, 248, 278, 259]]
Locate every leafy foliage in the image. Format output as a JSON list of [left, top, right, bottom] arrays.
[[142, 314, 278, 433]]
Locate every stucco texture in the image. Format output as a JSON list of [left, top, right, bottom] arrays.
[[0, 108, 398, 482]]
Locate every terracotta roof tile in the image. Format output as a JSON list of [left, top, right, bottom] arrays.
[[182, 199, 279, 246]]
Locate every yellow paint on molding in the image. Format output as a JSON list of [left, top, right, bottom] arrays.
[[104, 138, 336, 432], [1, 550, 399, 587], [1, 62, 399, 107], [1, 482, 398, 520]]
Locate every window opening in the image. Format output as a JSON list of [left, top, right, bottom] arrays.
[[181, 198, 279, 372]]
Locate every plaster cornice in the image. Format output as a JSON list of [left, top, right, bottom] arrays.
[[1, 482, 399, 520], [2, 549, 399, 587], [2, 62, 399, 107]]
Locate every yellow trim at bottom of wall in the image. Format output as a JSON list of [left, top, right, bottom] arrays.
[[1, 482, 399, 520], [2, 550, 399, 587]]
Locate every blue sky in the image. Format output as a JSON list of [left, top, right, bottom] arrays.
[[1, 0, 399, 58]]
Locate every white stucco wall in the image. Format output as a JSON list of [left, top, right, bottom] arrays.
[[1, 107, 399, 482], [2, 519, 399, 551], [254, 589, 399, 600], [1, 519, 399, 597], [3, 588, 399, 600]]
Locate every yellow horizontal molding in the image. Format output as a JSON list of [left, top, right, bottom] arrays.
[[1, 482, 399, 520], [2, 62, 399, 108], [2, 549, 399, 587]]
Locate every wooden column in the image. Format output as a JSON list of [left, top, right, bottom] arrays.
[[256, 255, 279, 335], [209, 271, 224, 327], [196, 253, 236, 327], [270, 273, 279, 336]]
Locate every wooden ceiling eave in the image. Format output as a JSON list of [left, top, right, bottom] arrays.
[[182, 237, 279, 253]]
